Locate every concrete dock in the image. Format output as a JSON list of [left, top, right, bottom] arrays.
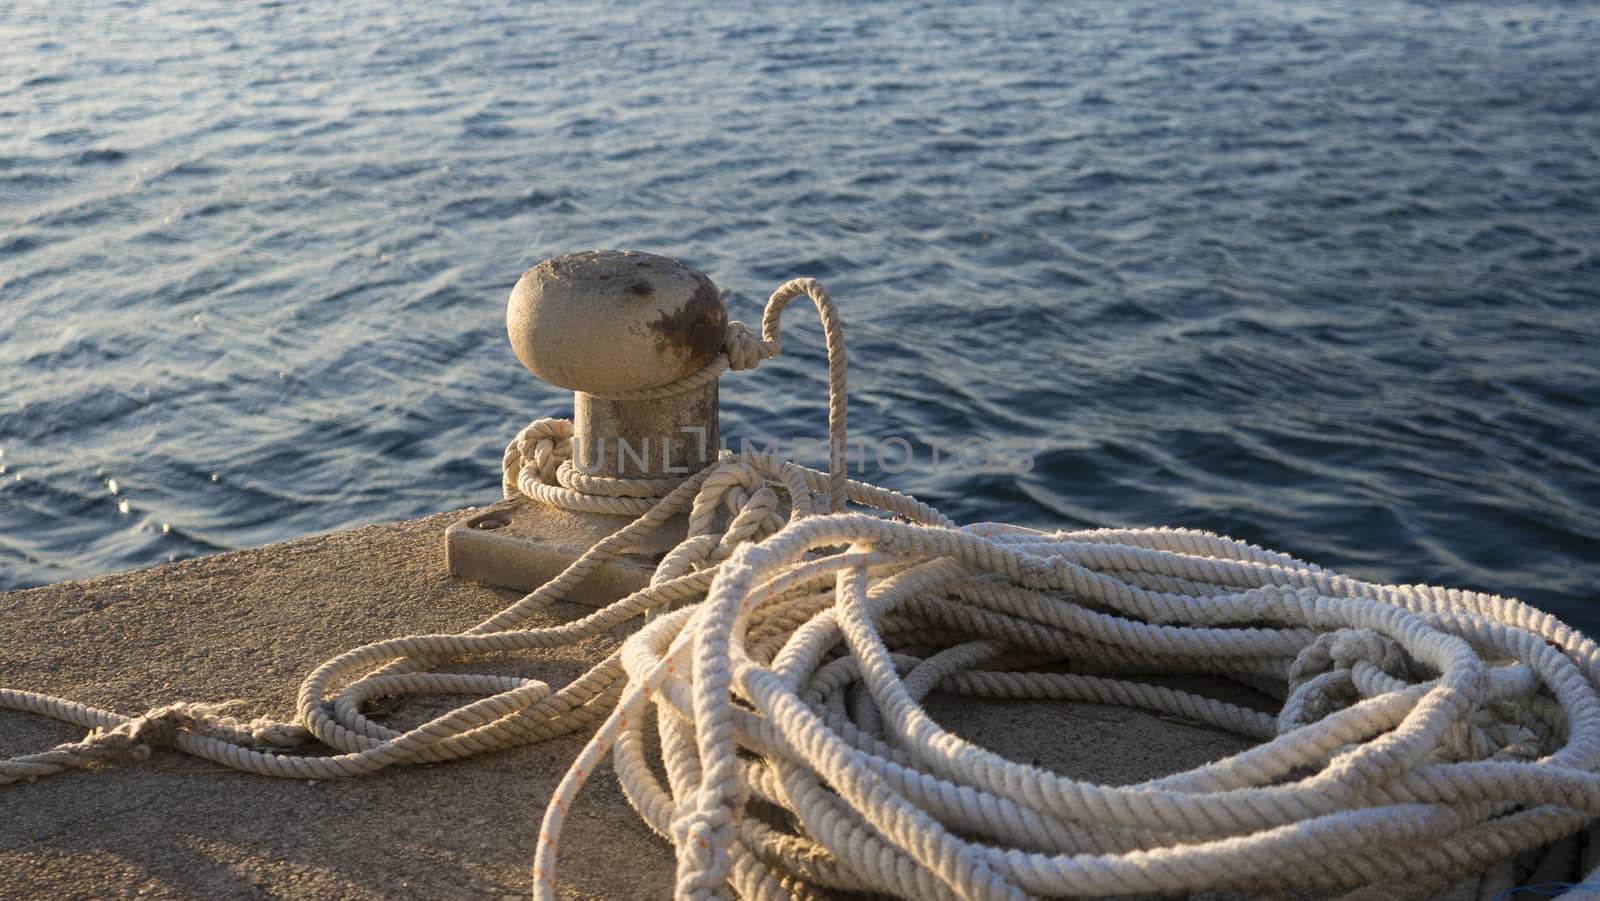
[[0, 507, 1259, 899]]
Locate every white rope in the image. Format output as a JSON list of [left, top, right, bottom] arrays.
[[5, 276, 1600, 901]]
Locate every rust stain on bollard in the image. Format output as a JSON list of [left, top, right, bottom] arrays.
[[647, 275, 724, 363]]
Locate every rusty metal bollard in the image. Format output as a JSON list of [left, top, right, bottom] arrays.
[[446, 250, 724, 602], [505, 250, 726, 478]]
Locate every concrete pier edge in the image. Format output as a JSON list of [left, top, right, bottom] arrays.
[[1, 508, 1261, 899]]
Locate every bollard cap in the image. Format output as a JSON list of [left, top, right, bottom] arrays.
[[507, 250, 728, 395]]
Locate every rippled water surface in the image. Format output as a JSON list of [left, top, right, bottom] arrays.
[[2, 1, 1597, 628]]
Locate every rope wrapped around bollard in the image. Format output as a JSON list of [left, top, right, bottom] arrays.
[[5, 277, 1600, 900]]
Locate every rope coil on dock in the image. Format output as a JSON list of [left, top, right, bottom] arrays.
[[5, 277, 1600, 899]]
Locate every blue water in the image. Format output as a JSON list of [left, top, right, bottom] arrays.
[[2, 1, 1597, 629]]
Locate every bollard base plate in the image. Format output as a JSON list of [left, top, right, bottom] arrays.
[[444, 498, 685, 607]]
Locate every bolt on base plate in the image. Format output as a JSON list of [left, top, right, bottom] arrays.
[[444, 498, 686, 607]]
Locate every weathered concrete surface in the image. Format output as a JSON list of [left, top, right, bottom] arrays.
[[0, 508, 1259, 900]]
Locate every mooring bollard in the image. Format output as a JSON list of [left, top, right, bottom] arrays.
[[507, 250, 726, 478], [445, 250, 724, 601]]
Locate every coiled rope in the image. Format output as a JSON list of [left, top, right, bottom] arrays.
[[5, 277, 1600, 900]]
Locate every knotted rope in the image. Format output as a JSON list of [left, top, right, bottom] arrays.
[[5, 276, 1600, 901]]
